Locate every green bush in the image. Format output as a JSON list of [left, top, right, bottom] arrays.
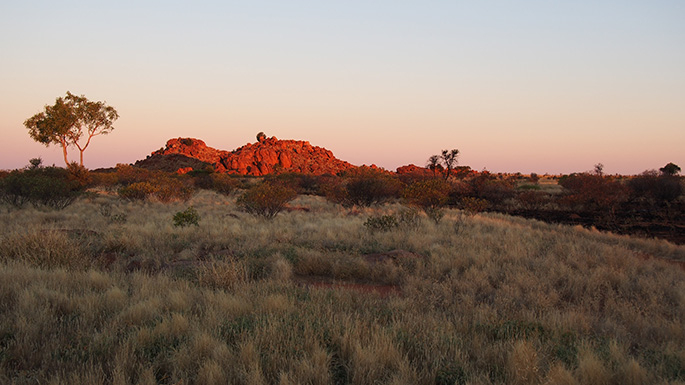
[[0, 167, 83, 209], [237, 182, 297, 219], [363, 215, 399, 232], [173, 206, 200, 227]]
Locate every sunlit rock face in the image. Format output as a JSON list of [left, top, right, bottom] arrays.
[[138, 136, 355, 176]]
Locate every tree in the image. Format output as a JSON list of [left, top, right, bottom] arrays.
[[426, 149, 460, 181], [426, 155, 441, 177], [24, 92, 119, 167], [660, 162, 681, 176], [440, 149, 460, 180]]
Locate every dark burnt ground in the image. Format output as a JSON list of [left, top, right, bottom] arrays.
[[505, 208, 685, 245]]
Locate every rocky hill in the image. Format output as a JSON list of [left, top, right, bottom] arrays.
[[135, 136, 355, 176]]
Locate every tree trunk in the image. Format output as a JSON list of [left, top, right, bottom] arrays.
[[60, 138, 69, 167], [77, 132, 94, 167]]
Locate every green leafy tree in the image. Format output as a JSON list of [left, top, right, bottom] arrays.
[[24, 92, 119, 167]]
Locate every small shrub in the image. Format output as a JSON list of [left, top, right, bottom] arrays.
[[118, 177, 195, 202], [99, 203, 113, 218], [154, 177, 195, 203], [109, 213, 128, 224], [403, 179, 450, 223], [516, 190, 549, 210], [460, 197, 488, 215], [267, 173, 320, 194], [67, 162, 91, 188], [173, 206, 200, 227], [559, 173, 629, 217], [320, 175, 349, 204], [114, 163, 152, 185], [396, 207, 421, 229], [471, 175, 515, 205], [237, 182, 297, 219], [363, 215, 399, 232], [529, 173, 539, 184], [425, 207, 445, 224], [89, 171, 119, 190], [331, 167, 403, 207], [210, 173, 239, 195], [99, 203, 127, 224], [118, 181, 156, 201]]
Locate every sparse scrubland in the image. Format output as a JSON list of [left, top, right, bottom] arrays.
[[1, 183, 684, 384]]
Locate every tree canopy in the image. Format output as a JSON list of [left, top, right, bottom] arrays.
[[660, 162, 681, 176], [426, 149, 460, 180], [24, 92, 119, 167]]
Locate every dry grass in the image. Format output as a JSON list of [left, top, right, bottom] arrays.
[[0, 191, 683, 384]]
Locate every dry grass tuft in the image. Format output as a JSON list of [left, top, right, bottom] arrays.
[[508, 340, 540, 385], [196, 259, 248, 290]]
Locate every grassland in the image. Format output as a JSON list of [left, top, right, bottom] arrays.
[[1, 190, 684, 384]]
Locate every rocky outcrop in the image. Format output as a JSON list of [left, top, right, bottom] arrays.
[[134, 153, 213, 173], [138, 136, 355, 176], [396, 164, 434, 177]]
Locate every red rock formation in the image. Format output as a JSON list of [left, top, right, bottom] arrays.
[[140, 136, 355, 176], [396, 164, 434, 177]]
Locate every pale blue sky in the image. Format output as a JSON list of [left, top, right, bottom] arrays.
[[1, 1, 683, 174]]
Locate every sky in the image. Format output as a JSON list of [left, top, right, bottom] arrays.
[[1, 1, 683, 175]]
